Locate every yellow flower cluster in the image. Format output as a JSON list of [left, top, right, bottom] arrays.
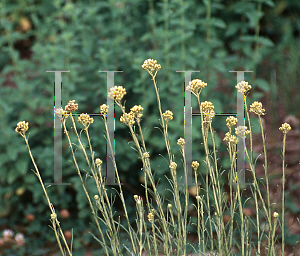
[[177, 137, 185, 147], [133, 195, 142, 205], [50, 213, 57, 220], [191, 161, 200, 171], [120, 112, 135, 126], [100, 104, 108, 116], [201, 101, 215, 123], [64, 100, 78, 113], [201, 101, 214, 113], [78, 113, 94, 129], [141, 59, 161, 73], [186, 79, 207, 96], [15, 121, 29, 136], [223, 132, 239, 144], [235, 126, 251, 138], [235, 81, 252, 95], [162, 110, 173, 122], [279, 123, 291, 134], [226, 116, 238, 128], [203, 110, 215, 124], [95, 158, 102, 167], [249, 101, 265, 116], [130, 105, 144, 120], [169, 162, 177, 170], [142, 152, 150, 159], [108, 86, 127, 103], [147, 210, 155, 223]]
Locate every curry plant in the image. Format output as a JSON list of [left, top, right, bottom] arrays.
[[16, 59, 294, 256]]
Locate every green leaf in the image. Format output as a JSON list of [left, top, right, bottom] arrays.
[[252, 92, 264, 102], [24, 173, 37, 184], [7, 143, 19, 161], [287, 199, 300, 214], [231, 2, 255, 14], [16, 155, 30, 175], [254, 78, 270, 93], [0, 153, 10, 166], [240, 35, 256, 43], [7, 169, 18, 184], [209, 18, 226, 29], [263, 0, 275, 7], [251, 0, 275, 7], [1, 64, 15, 75], [257, 36, 274, 47], [140, 32, 153, 42], [225, 23, 240, 37], [240, 35, 274, 47], [19, 109, 33, 122], [202, 0, 210, 6], [245, 11, 264, 28], [210, 59, 226, 73]]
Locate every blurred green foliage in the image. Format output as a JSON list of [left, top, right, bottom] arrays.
[[0, 0, 299, 253]]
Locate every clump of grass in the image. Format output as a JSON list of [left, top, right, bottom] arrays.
[[16, 59, 295, 256]]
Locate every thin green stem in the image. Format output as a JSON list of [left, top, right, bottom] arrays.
[[86, 125, 120, 254], [23, 136, 73, 256], [282, 133, 287, 256], [116, 102, 169, 255], [258, 115, 271, 254], [63, 118, 108, 255], [245, 96, 261, 254], [271, 217, 278, 256], [181, 146, 189, 255], [103, 115, 137, 254], [151, 73, 172, 162]]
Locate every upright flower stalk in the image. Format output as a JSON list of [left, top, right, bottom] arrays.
[[101, 98, 138, 254], [186, 79, 215, 251], [235, 125, 251, 256], [279, 123, 291, 256], [177, 137, 189, 255], [249, 100, 274, 252], [271, 212, 279, 255], [224, 117, 238, 253], [141, 59, 173, 163], [187, 79, 226, 254], [109, 80, 170, 255], [239, 82, 262, 254], [15, 121, 73, 256]]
